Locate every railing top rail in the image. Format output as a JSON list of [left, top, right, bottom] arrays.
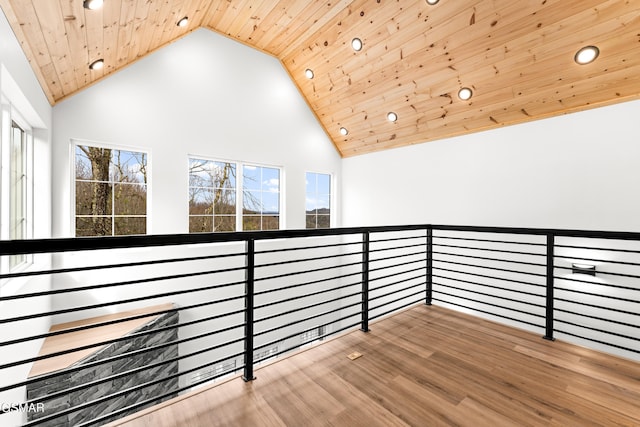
[[3, 223, 640, 256], [431, 224, 640, 240], [0, 224, 429, 255]]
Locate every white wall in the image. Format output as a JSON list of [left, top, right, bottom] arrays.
[[49, 28, 343, 396], [52, 28, 341, 237], [0, 7, 52, 426], [342, 100, 640, 361], [342, 100, 640, 232]]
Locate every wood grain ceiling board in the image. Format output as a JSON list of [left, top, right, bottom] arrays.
[[1, 0, 639, 157]]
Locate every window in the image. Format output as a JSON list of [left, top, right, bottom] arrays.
[[74, 143, 148, 236], [306, 172, 331, 229], [9, 121, 27, 268], [189, 159, 237, 232], [242, 165, 280, 231], [1, 75, 37, 277], [1, 111, 32, 273], [190, 359, 237, 386], [300, 326, 326, 344], [188, 158, 281, 232]]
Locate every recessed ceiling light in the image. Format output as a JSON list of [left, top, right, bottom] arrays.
[[83, 0, 103, 10], [339, 127, 348, 136], [458, 87, 473, 101], [426, 0, 440, 4], [387, 112, 398, 122], [574, 45, 599, 65], [89, 59, 104, 70], [305, 69, 314, 79], [177, 17, 189, 27], [351, 38, 363, 52]]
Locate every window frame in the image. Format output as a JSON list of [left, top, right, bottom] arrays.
[[305, 171, 333, 229], [72, 139, 150, 237], [0, 104, 33, 274], [241, 163, 282, 232], [188, 156, 283, 232], [188, 158, 239, 233], [9, 120, 27, 268]]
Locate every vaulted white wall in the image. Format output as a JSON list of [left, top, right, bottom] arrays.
[[52, 28, 341, 237], [342, 100, 640, 232]]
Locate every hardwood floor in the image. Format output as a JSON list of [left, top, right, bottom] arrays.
[[108, 305, 640, 427]]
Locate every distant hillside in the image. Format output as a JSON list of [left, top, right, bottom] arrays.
[[306, 208, 330, 215]]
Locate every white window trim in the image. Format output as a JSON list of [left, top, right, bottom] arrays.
[[188, 155, 284, 232], [71, 139, 151, 237]]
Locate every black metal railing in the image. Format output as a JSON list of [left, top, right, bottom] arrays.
[[0, 223, 639, 426], [0, 225, 427, 427], [429, 225, 640, 358]]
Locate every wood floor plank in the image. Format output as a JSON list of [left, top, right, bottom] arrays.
[[456, 397, 523, 427], [257, 359, 346, 424], [108, 305, 640, 427], [307, 370, 410, 427], [385, 374, 461, 427]]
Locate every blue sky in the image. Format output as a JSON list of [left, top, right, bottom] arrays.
[[305, 172, 330, 211]]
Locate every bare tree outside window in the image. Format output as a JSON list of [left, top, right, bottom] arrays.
[[189, 159, 237, 232], [188, 159, 280, 232], [75, 144, 147, 236]]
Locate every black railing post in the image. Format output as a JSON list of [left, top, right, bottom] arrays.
[[543, 233, 556, 341], [426, 226, 433, 305], [361, 231, 370, 332], [243, 238, 256, 381]]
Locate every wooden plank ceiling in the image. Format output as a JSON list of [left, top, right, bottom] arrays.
[[1, 0, 639, 157]]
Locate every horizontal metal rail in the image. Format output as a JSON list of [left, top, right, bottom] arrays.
[[555, 244, 640, 254], [432, 258, 546, 278], [554, 275, 640, 291], [254, 272, 362, 296], [433, 274, 545, 298], [433, 235, 546, 247], [433, 266, 544, 288], [0, 251, 246, 285], [434, 282, 545, 309], [433, 242, 545, 257], [0, 271, 247, 325], [433, 250, 547, 268]]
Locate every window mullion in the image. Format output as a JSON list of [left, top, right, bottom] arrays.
[[237, 165, 243, 232]]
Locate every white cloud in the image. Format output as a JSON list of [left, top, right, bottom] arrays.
[[264, 178, 279, 192]]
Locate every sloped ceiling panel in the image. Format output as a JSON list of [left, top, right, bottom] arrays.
[[1, 0, 639, 157]]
